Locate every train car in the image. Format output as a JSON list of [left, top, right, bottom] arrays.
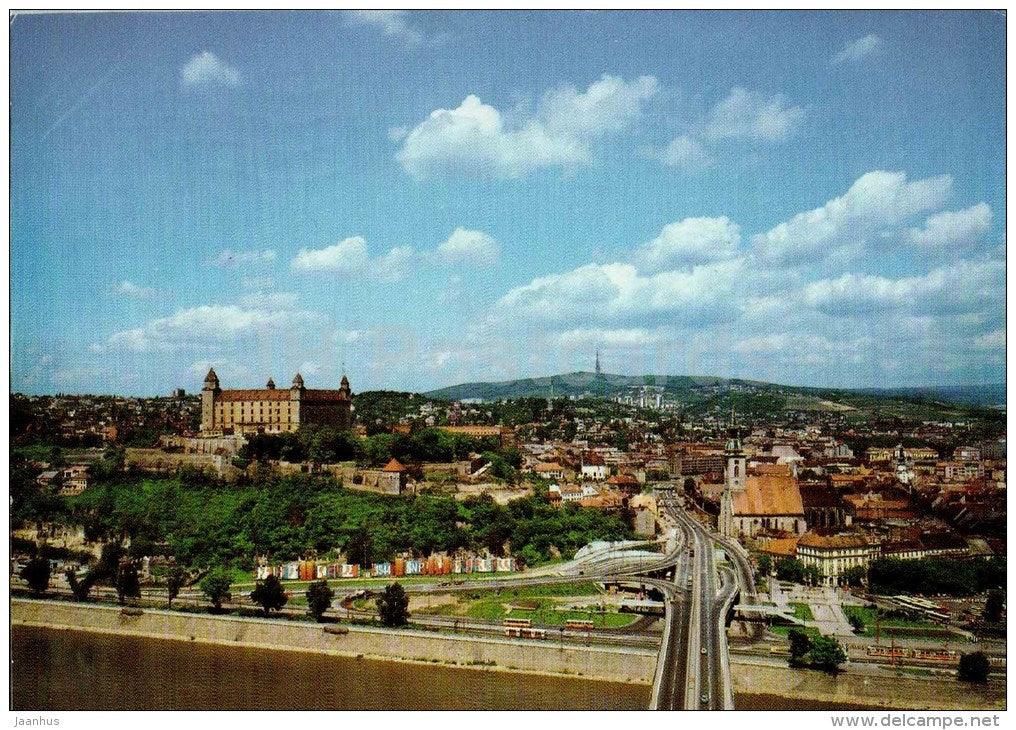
[[911, 648, 957, 663], [866, 645, 908, 659], [565, 619, 595, 631], [505, 627, 547, 639], [503, 617, 533, 629]]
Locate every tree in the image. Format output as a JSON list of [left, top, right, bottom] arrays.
[[376, 582, 410, 627], [776, 557, 807, 583], [250, 574, 288, 616], [983, 590, 1004, 623], [166, 565, 186, 608], [842, 565, 866, 588], [805, 566, 823, 586], [809, 635, 847, 673], [958, 651, 990, 683], [95, 542, 125, 583], [200, 567, 233, 612], [66, 568, 94, 601], [847, 612, 865, 633], [21, 557, 52, 594], [116, 561, 141, 605], [787, 628, 812, 667], [756, 554, 772, 576], [306, 579, 335, 622]]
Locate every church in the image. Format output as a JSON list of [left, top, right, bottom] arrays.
[[719, 413, 806, 540], [199, 368, 352, 436]]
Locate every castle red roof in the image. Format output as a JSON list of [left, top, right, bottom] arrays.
[[382, 458, 407, 472], [217, 388, 349, 403]]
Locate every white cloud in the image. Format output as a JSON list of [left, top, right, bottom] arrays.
[[291, 236, 414, 283], [112, 280, 155, 298], [291, 236, 369, 274], [345, 10, 423, 45], [435, 228, 500, 267], [905, 203, 992, 251], [396, 74, 659, 178], [207, 249, 277, 268], [638, 217, 740, 272], [752, 170, 954, 265], [972, 328, 1005, 350], [703, 87, 805, 142], [831, 34, 885, 65], [373, 246, 414, 283], [104, 304, 326, 353], [660, 135, 713, 172], [554, 327, 667, 349], [538, 74, 660, 139], [486, 258, 744, 330], [298, 360, 322, 376], [237, 291, 299, 310], [802, 259, 1004, 317], [180, 51, 241, 88]]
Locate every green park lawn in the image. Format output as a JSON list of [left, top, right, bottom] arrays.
[[789, 602, 814, 621], [842, 605, 943, 638]]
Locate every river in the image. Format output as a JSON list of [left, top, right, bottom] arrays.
[[11, 626, 875, 711]]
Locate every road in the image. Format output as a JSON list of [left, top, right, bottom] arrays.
[[655, 497, 746, 710]]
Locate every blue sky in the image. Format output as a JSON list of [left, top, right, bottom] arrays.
[[10, 10, 1006, 396]]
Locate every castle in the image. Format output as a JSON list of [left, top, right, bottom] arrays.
[[200, 368, 352, 436]]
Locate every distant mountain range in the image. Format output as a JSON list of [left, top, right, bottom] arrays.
[[423, 371, 1005, 409]]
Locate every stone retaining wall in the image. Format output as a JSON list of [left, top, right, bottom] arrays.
[[11, 599, 655, 685]]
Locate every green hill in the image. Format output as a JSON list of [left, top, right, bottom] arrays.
[[423, 371, 735, 401]]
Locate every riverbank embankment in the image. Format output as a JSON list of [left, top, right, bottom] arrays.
[[12, 598, 1005, 710], [12, 598, 655, 685]]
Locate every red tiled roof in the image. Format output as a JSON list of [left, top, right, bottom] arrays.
[[218, 388, 348, 402], [733, 473, 804, 516], [382, 458, 407, 472], [798, 532, 872, 550]]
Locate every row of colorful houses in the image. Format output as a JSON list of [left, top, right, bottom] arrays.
[[253, 556, 518, 581]]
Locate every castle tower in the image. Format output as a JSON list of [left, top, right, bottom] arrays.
[[266, 378, 276, 390], [339, 374, 352, 429], [288, 372, 304, 425], [200, 368, 220, 433]]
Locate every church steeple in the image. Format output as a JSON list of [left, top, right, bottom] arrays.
[[724, 406, 746, 493]]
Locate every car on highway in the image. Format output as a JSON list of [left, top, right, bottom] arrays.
[[701, 647, 708, 655], [701, 693, 709, 705]]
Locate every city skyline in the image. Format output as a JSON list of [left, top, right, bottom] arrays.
[[11, 10, 1006, 396]]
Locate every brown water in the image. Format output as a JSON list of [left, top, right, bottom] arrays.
[[12, 626, 877, 711]]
